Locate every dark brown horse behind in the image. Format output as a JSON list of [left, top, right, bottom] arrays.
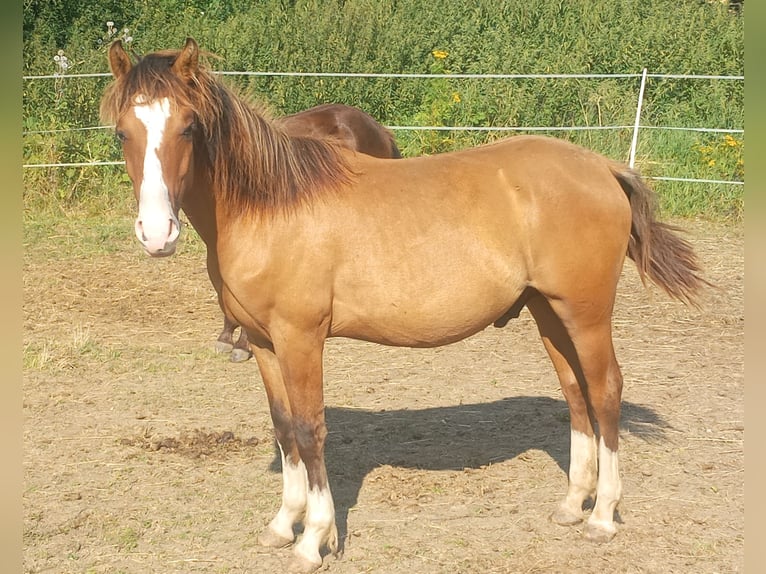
[[101, 38, 709, 573], [206, 103, 401, 361], [279, 103, 401, 159]]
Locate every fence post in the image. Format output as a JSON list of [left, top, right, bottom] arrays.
[[629, 67, 648, 168]]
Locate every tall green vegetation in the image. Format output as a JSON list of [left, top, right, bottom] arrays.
[[23, 0, 744, 220]]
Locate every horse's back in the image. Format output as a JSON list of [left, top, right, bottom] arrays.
[[279, 103, 400, 159]]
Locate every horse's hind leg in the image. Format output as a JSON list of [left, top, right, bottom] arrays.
[[527, 295, 598, 526], [529, 294, 624, 542], [573, 323, 624, 543]]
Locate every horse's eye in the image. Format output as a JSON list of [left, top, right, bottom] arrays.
[[181, 123, 195, 138], [115, 130, 127, 143]]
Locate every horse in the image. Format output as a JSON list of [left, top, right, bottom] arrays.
[[215, 103, 402, 361], [278, 103, 401, 159], [101, 37, 709, 573]]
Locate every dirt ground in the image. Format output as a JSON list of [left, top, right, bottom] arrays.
[[23, 216, 743, 573]]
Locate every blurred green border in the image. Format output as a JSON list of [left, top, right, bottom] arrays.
[[744, 3, 762, 572], [3, 2, 23, 571]]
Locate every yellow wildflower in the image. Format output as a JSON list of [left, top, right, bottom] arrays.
[[452, 92, 461, 103], [708, 159, 716, 167], [724, 134, 739, 147], [432, 50, 448, 59]]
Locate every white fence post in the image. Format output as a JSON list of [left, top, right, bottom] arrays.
[[629, 68, 648, 168]]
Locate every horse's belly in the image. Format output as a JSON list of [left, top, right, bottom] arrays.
[[330, 310, 509, 347], [329, 262, 527, 347]]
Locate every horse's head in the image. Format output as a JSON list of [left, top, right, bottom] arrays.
[[105, 37, 204, 257]]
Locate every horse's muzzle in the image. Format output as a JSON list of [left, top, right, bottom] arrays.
[[135, 216, 180, 257]]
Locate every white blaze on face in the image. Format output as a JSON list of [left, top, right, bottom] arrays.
[[133, 97, 181, 255]]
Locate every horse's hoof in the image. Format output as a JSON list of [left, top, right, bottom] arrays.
[[258, 528, 293, 549], [215, 341, 234, 354], [583, 521, 617, 543], [230, 348, 252, 363], [550, 506, 584, 526], [327, 523, 340, 556], [287, 554, 323, 574]]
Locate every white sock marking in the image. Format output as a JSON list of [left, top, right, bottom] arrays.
[[268, 445, 308, 542], [589, 436, 622, 530], [294, 484, 336, 566], [570, 429, 598, 499]]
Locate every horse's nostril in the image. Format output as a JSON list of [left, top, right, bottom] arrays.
[[135, 219, 147, 241]]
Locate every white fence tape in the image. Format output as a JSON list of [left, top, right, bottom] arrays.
[[22, 70, 744, 185]]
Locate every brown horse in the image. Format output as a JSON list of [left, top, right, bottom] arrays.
[[279, 103, 401, 159], [101, 38, 708, 573], [215, 103, 402, 361]]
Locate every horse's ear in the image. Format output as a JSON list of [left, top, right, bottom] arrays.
[[172, 37, 200, 81], [108, 40, 133, 79]]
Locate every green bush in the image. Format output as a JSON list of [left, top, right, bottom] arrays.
[[23, 0, 744, 220]]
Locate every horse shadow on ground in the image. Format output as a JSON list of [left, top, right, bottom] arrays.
[[266, 395, 667, 552]]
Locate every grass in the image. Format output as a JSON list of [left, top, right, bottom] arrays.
[[22, 341, 53, 371], [633, 129, 744, 220], [22, 327, 124, 373], [23, 191, 209, 262], [23, 0, 742, 239], [23, 204, 135, 260]]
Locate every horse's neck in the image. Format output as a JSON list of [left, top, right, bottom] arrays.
[[180, 172, 218, 248]]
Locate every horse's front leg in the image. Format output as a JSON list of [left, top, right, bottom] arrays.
[[230, 326, 253, 362], [252, 344, 306, 548], [215, 315, 238, 354], [253, 336, 337, 573], [217, 316, 253, 362], [281, 335, 337, 573]]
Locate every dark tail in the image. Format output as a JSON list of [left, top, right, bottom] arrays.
[[610, 162, 712, 306]]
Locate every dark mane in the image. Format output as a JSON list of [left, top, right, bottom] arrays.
[[100, 49, 354, 216]]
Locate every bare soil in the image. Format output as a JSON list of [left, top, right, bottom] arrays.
[[23, 217, 743, 573]]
